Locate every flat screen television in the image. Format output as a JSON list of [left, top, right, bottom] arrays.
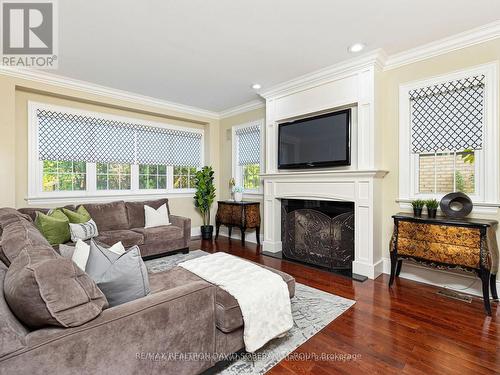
[[278, 109, 351, 169]]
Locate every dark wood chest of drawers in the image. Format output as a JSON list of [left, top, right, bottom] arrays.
[[215, 201, 260, 245], [389, 213, 498, 315]]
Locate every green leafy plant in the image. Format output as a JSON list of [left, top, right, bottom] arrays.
[[411, 199, 425, 209], [193, 166, 216, 226], [425, 199, 439, 209], [461, 149, 475, 164]]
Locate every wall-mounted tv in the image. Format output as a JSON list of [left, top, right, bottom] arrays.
[[278, 109, 351, 169]]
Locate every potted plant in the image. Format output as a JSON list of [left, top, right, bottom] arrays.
[[411, 199, 425, 217], [425, 199, 439, 219], [232, 186, 244, 202], [194, 166, 216, 240]]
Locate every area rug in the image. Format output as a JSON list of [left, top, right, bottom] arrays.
[[145, 250, 355, 374]]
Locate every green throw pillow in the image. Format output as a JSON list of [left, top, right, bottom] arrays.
[[35, 209, 71, 245], [62, 206, 91, 223]]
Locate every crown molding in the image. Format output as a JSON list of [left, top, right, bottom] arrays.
[[384, 20, 500, 70], [219, 99, 265, 119], [0, 66, 220, 120], [259, 49, 386, 100], [2, 20, 499, 118]]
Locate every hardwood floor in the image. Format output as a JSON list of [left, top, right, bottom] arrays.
[[192, 237, 500, 375]]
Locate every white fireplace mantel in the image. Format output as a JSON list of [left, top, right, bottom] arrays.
[[260, 53, 387, 279]]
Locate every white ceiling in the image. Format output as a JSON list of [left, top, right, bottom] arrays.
[[56, 0, 500, 112]]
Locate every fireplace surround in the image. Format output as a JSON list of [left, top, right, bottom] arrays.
[[281, 199, 355, 274], [260, 55, 388, 279]]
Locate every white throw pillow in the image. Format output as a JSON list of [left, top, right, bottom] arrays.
[[71, 239, 90, 271], [107, 241, 126, 255], [144, 204, 170, 228], [69, 219, 99, 242]]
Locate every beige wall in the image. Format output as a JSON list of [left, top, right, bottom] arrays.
[[379, 38, 500, 259], [219, 108, 265, 233], [0, 74, 221, 228], [2, 37, 499, 240]]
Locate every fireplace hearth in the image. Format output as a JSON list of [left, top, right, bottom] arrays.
[[281, 199, 354, 275]]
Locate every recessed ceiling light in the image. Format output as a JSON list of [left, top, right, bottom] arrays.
[[252, 83, 261, 90], [348, 43, 365, 53]]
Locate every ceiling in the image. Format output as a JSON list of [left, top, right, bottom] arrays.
[[55, 0, 500, 112]]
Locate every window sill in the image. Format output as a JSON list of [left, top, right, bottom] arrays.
[[396, 198, 500, 215], [26, 190, 195, 206]]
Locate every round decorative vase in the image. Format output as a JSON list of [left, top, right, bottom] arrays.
[[427, 208, 437, 219], [413, 208, 423, 217], [234, 192, 243, 202], [440, 192, 473, 218], [200, 225, 213, 240]]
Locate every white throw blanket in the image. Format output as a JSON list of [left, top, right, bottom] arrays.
[[179, 252, 293, 352]]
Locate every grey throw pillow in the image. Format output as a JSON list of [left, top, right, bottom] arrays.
[[86, 240, 150, 307]]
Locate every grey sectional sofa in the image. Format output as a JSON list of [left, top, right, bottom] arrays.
[[19, 198, 191, 258], [0, 206, 295, 374]]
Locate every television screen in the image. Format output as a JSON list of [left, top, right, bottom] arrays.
[[278, 109, 351, 169]]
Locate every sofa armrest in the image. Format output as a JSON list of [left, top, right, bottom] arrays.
[[170, 215, 191, 247], [3, 282, 216, 375]]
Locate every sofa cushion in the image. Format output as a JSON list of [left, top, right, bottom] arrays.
[[86, 241, 150, 307], [0, 208, 32, 226], [69, 219, 99, 242], [149, 263, 295, 334], [126, 199, 169, 229], [0, 261, 28, 357], [214, 265, 295, 333], [62, 206, 91, 223], [131, 225, 182, 243], [83, 201, 129, 231], [34, 210, 71, 246], [4, 247, 108, 328], [0, 216, 51, 265], [96, 230, 144, 248]]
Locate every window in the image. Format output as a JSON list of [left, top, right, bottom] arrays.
[[243, 164, 260, 190], [232, 120, 264, 193], [418, 151, 476, 194], [173, 166, 197, 189], [43, 160, 86, 192], [29, 102, 204, 203], [399, 63, 498, 210], [139, 164, 167, 190], [97, 163, 131, 190]]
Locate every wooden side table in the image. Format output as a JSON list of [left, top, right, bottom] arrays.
[[389, 213, 499, 315], [215, 201, 261, 245]]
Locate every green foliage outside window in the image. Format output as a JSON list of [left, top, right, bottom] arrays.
[[174, 166, 197, 189], [139, 164, 167, 189], [42, 160, 86, 192], [243, 163, 260, 190], [97, 163, 131, 190]]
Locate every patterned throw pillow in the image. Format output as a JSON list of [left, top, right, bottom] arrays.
[[69, 219, 99, 242]]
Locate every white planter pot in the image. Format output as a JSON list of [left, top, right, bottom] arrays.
[[234, 192, 243, 202]]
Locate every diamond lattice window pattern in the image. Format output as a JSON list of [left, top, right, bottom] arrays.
[[409, 75, 484, 153], [37, 109, 202, 167]]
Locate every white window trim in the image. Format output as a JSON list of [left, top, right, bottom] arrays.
[[27, 101, 204, 205], [231, 119, 264, 195], [398, 62, 499, 213]]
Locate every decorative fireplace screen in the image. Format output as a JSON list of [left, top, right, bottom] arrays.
[[281, 199, 354, 272]]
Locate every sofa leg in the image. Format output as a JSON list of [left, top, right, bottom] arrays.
[[181, 248, 189, 254]]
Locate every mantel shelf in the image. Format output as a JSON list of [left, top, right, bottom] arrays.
[[261, 169, 389, 179]]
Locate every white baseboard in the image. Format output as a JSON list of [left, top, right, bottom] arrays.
[[217, 227, 263, 245], [382, 257, 499, 298], [191, 226, 201, 237], [352, 259, 384, 280]]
